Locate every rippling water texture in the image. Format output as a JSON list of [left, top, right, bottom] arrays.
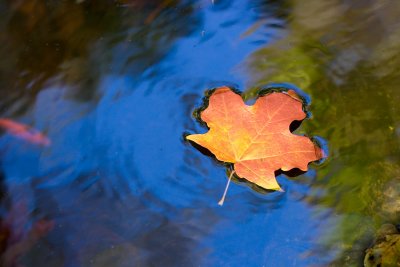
[[1, 1, 400, 266]]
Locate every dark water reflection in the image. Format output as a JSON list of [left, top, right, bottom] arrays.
[[1, 0, 400, 266]]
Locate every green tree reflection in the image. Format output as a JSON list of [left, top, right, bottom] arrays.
[[245, 0, 400, 265]]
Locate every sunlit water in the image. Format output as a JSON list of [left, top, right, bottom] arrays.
[[1, 1, 400, 266]]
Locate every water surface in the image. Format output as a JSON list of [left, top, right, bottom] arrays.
[[1, 1, 400, 266]]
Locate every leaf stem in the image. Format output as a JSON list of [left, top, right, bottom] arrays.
[[218, 170, 235, 206]]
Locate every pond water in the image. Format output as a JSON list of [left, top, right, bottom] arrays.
[[1, 0, 400, 266]]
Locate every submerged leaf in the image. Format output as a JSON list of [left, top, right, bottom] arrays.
[[0, 119, 50, 146]]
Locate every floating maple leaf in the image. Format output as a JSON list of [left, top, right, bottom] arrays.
[[187, 86, 323, 201]]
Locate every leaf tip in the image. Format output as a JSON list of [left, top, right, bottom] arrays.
[[185, 133, 198, 143]]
